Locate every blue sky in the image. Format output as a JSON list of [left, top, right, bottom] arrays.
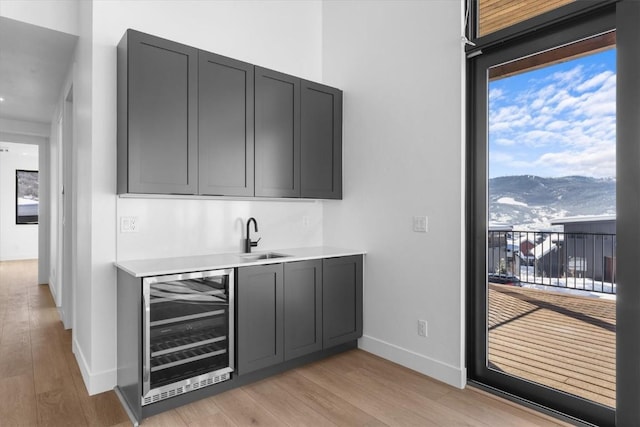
[[488, 48, 616, 179]]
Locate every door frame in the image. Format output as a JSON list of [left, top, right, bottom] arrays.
[[466, 4, 620, 427], [60, 86, 75, 330], [613, 2, 640, 425]]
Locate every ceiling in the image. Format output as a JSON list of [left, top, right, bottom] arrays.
[[0, 17, 78, 125]]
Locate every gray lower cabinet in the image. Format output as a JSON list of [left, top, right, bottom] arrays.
[[254, 66, 301, 198], [322, 255, 364, 348], [284, 260, 322, 360], [236, 263, 284, 375], [198, 51, 254, 196], [237, 256, 362, 375], [118, 29, 198, 195], [301, 80, 343, 199]]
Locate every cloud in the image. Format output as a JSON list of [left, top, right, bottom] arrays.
[[546, 120, 570, 131], [495, 138, 515, 146], [489, 88, 504, 102], [575, 70, 615, 92], [490, 151, 538, 177], [497, 197, 528, 207], [531, 98, 545, 109], [489, 105, 532, 132], [490, 151, 514, 163], [554, 95, 580, 113], [488, 51, 616, 178], [535, 146, 616, 178], [550, 65, 584, 86], [521, 129, 558, 147]]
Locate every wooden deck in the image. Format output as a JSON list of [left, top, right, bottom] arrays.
[[488, 283, 616, 408]]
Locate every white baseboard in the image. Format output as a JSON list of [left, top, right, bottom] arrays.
[[72, 338, 117, 395], [359, 335, 466, 389]]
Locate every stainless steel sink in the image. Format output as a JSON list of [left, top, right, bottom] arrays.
[[239, 252, 291, 261]]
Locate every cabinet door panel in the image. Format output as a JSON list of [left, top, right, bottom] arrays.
[[237, 264, 284, 375], [254, 67, 300, 197], [199, 52, 254, 196], [301, 81, 343, 199], [284, 260, 322, 360], [128, 31, 198, 194], [323, 256, 363, 348]]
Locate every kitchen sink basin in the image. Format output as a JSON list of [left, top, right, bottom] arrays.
[[239, 252, 291, 261]]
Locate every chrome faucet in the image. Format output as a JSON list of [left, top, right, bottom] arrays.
[[245, 217, 261, 253]]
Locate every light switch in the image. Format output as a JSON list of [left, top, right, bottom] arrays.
[[413, 216, 428, 233]]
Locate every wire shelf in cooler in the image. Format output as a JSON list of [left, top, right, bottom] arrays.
[[150, 340, 227, 372], [151, 328, 227, 357]]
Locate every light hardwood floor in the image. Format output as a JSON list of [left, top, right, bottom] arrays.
[[0, 260, 569, 426]]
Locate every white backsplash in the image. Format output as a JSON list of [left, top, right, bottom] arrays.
[[116, 197, 323, 261]]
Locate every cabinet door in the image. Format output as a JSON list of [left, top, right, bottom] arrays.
[[199, 52, 254, 196], [323, 256, 363, 348], [254, 67, 300, 197], [301, 81, 343, 199], [236, 264, 284, 375], [125, 30, 198, 194], [283, 260, 322, 360]]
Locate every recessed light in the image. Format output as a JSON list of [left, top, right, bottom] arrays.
[[0, 97, 4, 102]]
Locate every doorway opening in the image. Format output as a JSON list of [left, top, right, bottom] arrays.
[[0, 142, 40, 264]]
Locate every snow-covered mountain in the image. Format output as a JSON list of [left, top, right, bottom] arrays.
[[489, 175, 616, 230]]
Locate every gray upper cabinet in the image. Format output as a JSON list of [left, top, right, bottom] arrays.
[[236, 263, 284, 375], [322, 255, 363, 348], [283, 260, 322, 360], [118, 29, 342, 199], [301, 81, 343, 199], [198, 52, 254, 196], [254, 67, 301, 198], [118, 30, 198, 194]]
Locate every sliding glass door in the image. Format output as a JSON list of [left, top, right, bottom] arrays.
[[467, 5, 619, 426]]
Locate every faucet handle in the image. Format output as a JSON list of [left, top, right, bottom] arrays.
[[251, 237, 262, 247]]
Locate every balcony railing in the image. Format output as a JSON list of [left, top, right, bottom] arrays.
[[488, 230, 617, 294]]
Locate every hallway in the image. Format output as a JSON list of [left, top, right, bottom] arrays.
[[0, 259, 129, 426]]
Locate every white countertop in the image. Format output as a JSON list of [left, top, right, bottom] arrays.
[[115, 246, 366, 277]]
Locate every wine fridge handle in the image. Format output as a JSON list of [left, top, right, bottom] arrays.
[[142, 283, 151, 397]]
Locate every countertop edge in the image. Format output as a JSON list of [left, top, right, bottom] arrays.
[[115, 247, 366, 278]]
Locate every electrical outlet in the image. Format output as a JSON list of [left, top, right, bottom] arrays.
[[413, 216, 428, 233], [418, 319, 428, 337], [120, 216, 139, 233], [302, 216, 310, 227]]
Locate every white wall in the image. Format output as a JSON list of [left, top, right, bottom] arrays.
[[322, 0, 467, 387], [4, 0, 469, 395], [76, 0, 324, 394], [117, 198, 322, 261], [0, 142, 40, 260], [72, 0, 94, 391], [0, 0, 79, 36]]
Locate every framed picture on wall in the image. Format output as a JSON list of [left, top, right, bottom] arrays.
[[16, 169, 39, 225]]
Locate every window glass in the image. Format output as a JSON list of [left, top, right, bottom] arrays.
[[16, 169, 39, 224], [486, 33, 616, 408]]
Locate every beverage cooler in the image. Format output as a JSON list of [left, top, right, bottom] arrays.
[[141, 269, 234, 405]]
